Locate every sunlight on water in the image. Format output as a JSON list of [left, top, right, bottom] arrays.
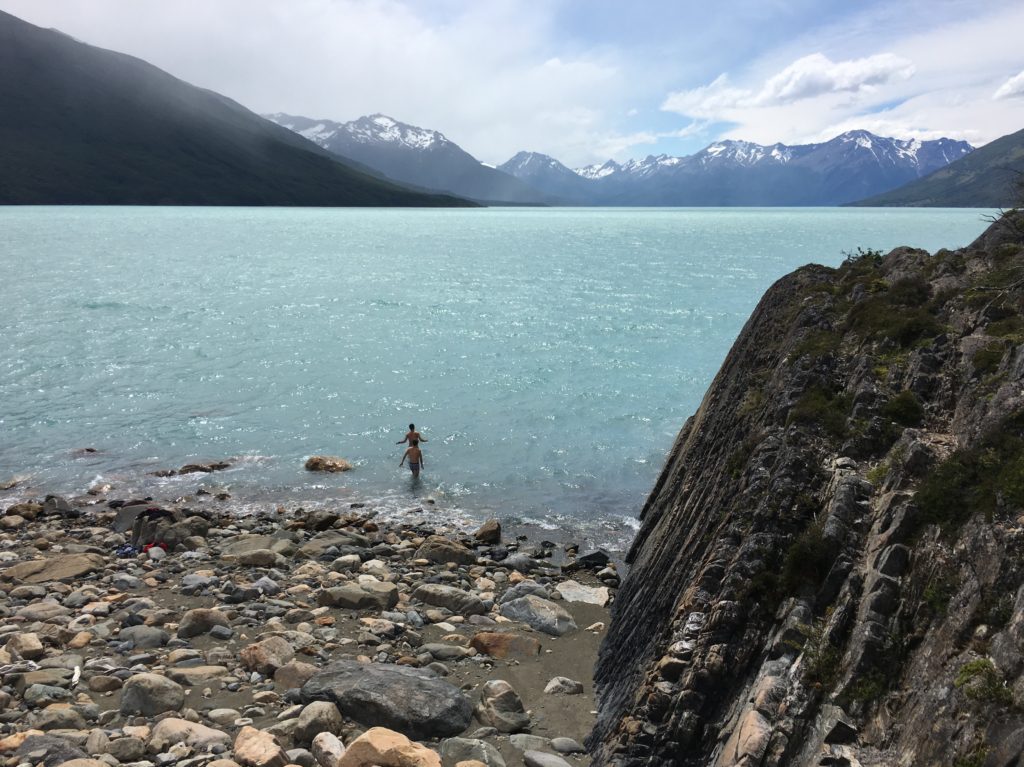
[[0, 206, 995, 549]]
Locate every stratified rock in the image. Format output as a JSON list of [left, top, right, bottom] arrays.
[[336, 727, 440, 767], [305, 456, 353, 473], [1, 553, 105, 584], [120, 673, 184, 716], [468, 632, 541, 660], [301, 660, 472, 739], [149, 718, 232, 752], [240, 636, 295, 675], [472, 519, 502, 545], [498, 595, 577, 636], [413, 584, 486, 616], [475, 680, 530, 733], [718, 709, 772, 765], [439, 737, 505, 767], [293, 702, 344, 747], [178, 608, 232, 639], [414, 536, 477, 566], [234, 726, 288, 767]]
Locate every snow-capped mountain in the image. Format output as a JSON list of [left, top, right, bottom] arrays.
[[498, 151, 592, 200], [503, 131, 973, 206], [266, 113, 547, 204]]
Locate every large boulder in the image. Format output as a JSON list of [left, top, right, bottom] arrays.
[[413, 584, 486, 616], [301, 660, 472, 739], [120, 673, 184, 716], [1, 553, 104, 584], [337, 728, 440, 767], [499, 596, 576, 636]]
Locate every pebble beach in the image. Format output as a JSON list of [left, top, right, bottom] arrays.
[[0, 458, 620, 767]]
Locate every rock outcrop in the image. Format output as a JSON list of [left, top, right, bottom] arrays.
[[592, 211, 1024, 766]]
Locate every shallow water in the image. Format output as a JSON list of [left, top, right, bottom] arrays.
[[0, 206, 995, 550]]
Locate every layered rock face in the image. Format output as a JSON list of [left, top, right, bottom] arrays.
[[592, 212, 1024, 766]]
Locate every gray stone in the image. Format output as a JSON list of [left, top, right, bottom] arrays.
[[543, 676, 584, 695], [317, 582, 399, 611], [497, 579, 550, 605], [292, 701, 344, 747], [119, 625, 170, 649], [413, 583, 486, 616], [509, 734, 550, 752], [178, 608, 232, 639], [523, 751, 572, 767], [440, 737, 506, 767], [499, 595, 577, 636], [15, 735, 88, 767], [120, 672, 185, 716], [549, 738, 585, 754], [475, 679, 530, 733], [473, 519, 502, 545], [414, 535, 477, 566], [554, 580, 610, 606], [23, 683, 72, 707], [300, 659, 472, 739], [107, 737, 146, 762]]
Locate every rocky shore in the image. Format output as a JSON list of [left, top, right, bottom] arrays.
[[0, 490, 619, 767]]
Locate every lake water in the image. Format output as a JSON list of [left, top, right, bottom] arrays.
[[0, 206, 995, 550]]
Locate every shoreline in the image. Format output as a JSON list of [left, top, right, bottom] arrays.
[[0, 484, 620, 767]]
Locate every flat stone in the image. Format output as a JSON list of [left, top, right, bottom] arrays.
[[468, 632, 541, 659], [522, 752, 572, 767], [318, 582, 399, 611], [414, 536, 477, 566], [554, 580, 610, 606], [168, 665, 230, 685], [301, 660, 472, 739], [413, 584, 485, 616], [149, 718, 232, 752], [1, 553, 105, 584]]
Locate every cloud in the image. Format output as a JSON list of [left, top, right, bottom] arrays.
[[662, 53, 915, 120], [756, 53, 915, 104], [993, 70, 1024, 100]]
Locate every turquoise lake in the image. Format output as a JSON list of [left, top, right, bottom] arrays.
[[0, 206, 995, 549]]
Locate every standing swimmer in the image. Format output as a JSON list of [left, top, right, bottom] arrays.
[[400, 439, 424, 478], [396, 423, 427, 446]]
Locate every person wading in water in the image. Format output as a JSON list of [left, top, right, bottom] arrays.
[[396, 423, 427, 446], [400, 439, 424, 478]]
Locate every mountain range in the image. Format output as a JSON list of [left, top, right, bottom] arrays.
[[266, 113, 549, 205], [854, 126, 1024, 207], [269, 111, 976, 206], [0, 10, 467, 207]]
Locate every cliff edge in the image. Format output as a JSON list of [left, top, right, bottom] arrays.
[[592, 211, 1024, 766]]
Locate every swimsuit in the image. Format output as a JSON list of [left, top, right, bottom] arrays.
[[408, 462, 420, 471]]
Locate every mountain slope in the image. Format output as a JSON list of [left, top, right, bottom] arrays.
[[592, 211, 1024, 765], [501, 132, 973, 206], [267, 113, 547, 204], [853, 127, 1024, 207], [0, 11, 468, 206]]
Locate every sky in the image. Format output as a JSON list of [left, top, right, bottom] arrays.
[[3, 0, 1024, 167]]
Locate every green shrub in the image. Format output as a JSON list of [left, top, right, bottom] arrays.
[[881, 390, 924, 427], [781, 521, 838, 595], [954, 745, 990, 767], [795, 611, 843, 690], [914, 410, 1024, 534], [972, 343, 1006, 376], [793, 329, 841, 359], [954, 659, 1013, 706], [988, 315, 1024, 339], [788, 385, 852, 439]]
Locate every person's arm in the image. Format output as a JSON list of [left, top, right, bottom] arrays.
[[396, 435, 408, 445], [400, 448, 408, 466], [419, 434, 427, 442]]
